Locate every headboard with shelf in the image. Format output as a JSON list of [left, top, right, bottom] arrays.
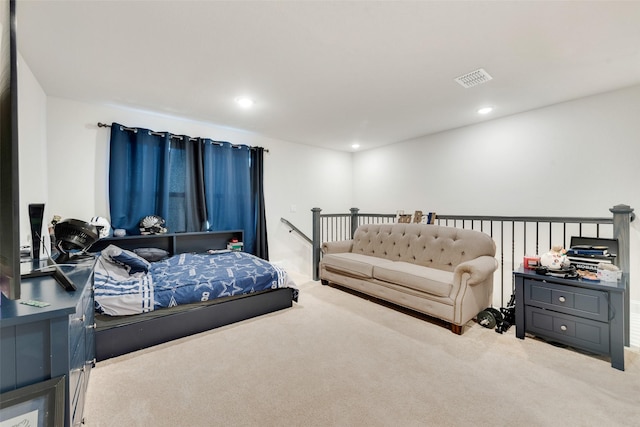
[[87, 230, 244, 255]]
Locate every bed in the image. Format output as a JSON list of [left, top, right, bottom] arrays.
[[87, 230, 298, 361]]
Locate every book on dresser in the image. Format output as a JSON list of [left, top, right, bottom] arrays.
[[566, 246, 609, 256], [568, 236, 618, 272]]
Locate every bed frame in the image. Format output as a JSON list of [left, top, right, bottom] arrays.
[[87, 230, 296, 361]]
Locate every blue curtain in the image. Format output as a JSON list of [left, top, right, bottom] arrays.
[[109, 123, 268, 257], [109, 123, 171, 235], [203, 140, 255, 254], [251, 147, 269, 259], [172, 136, 206, 232]]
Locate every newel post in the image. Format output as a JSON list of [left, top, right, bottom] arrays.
[[312, 207, 322, 281], [610, 203, 634, 346], [350, 207, 360, 238]]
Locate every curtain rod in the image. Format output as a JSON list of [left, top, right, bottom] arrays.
[[97, 122, 269, 153]]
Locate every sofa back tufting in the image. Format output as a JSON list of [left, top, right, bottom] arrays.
[[351, 223, 496, 272]]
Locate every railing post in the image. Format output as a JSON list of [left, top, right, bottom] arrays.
[[312, 207, 322, 281], [610, 203, 634, 346], [350, 207, 359, 238]]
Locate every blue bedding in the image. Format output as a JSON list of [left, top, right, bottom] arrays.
[[94, 248, 296, 316]]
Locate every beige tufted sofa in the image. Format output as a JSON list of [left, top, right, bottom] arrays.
[[319, 223, 498, 334]]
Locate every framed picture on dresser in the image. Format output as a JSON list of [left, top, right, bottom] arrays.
[[0, 376, 65, 427]]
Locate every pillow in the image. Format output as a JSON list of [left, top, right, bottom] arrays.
[[102, 245, 150, 275], [133, 247, 170, 262]]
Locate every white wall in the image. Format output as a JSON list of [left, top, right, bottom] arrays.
[[353, 85, 640, 217], [353, 85, 640, 345], [17, 53, 49, 254], [44, 98, 352, 277]]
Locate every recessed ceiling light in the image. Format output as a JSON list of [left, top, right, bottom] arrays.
[[351, 143, 360, 150], [235, 96, 254, 108], [477, 106, 493, 115]]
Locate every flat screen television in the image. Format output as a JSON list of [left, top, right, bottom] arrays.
[[0, 0, 20, 300]]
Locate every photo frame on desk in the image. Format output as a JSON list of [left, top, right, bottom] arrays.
[[0, 376, 65, 427]]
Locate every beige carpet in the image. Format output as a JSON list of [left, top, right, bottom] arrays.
[[84, 280, 640, 427]]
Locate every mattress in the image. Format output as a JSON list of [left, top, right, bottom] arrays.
[[94, 247, 296, 316]]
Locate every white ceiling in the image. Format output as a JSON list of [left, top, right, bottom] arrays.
[[16, 0, 640, 152]]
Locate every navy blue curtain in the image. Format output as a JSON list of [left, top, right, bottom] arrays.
[[202, 140, 255, 253], [109, 124, 171, 235], [251, 147, 269, 260], [109, 124, 206, 234], [109, 123, 268, 257], [183, 136, 207, 232]]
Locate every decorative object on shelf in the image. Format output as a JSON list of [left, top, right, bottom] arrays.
[[539, 245, 570, 270], [397, 214, 412, 223], [393, 210, 437, 224], [420, 212, 437, 224], [90, 216, 112, 238], [227, 238, 244, 251], [113, 228, 126, 237], [139, 215, 168, 235]]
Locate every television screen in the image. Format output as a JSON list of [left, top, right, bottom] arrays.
[[0, 0, 20, 300]]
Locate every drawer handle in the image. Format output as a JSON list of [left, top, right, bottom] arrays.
[[72, 365, 86, 374], [87, 322, 97, 329], [560, 325, 568, 331], [558, 296, 566, 303]]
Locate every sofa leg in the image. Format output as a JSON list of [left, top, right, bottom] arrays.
[[451, 324, 463, 335], [321, 279, 329, 286]]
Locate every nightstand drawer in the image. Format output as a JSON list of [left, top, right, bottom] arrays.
[[524, 279, 608, 321], [525, 306, 609, 354]]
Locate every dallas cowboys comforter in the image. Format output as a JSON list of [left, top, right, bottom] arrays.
[[93, 245, 296, 316]]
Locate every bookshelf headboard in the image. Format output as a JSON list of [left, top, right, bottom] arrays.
[[87, 230, 244, 256]]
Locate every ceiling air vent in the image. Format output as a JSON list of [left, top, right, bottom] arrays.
[[454, 68, 493, 88]]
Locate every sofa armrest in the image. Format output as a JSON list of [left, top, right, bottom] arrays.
[[453, 256, 498, 285], [322, 240, 353, 255]]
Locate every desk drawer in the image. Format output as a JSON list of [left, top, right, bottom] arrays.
[[525, 306, 609, 354], [524, 279, 608, 321]]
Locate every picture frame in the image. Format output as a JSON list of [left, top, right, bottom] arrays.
[[0, 376, 65, 427], [397, 214, 412, 223]]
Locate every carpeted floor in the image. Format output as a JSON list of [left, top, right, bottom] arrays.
[[84, 279, 640, 426]]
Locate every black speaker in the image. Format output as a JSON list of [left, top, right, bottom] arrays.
[[28, 203, 45, 260]]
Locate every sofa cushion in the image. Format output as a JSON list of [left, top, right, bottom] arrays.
[[321, 253, 394, 279], [373, 262, 453, 297]]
